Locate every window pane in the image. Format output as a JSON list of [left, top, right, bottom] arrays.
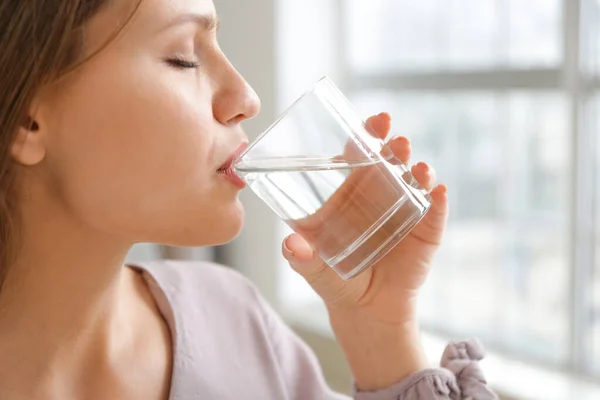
[[585, 0, 600, 74], [507, 0, 563, 67], [346, 0, 562, 73], [350, 91, 571, 363]]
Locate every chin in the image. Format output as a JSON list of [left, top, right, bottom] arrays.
[[165, 202, 245, 247], [203, 219, 245, 246], [216, 200, 246, 242]]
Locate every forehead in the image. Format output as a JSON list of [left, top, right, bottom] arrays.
[[87, 0, 217, 47], [132, 0, 216, 30]]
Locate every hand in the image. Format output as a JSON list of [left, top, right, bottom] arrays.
[[282, 112, 448, 322], [281, 112, 449, 390]]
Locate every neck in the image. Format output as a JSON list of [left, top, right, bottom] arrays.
[[0, 189, 138, 393], [0, 213, 132, 337]]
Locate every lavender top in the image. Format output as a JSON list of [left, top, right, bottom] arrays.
[[133, 260, 497, 400]]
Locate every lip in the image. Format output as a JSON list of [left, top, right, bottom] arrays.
[[218, 142, 249, 171], [217, 142, 248, 189]]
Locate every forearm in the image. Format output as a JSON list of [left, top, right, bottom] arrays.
[[328, 308, 429, 392]]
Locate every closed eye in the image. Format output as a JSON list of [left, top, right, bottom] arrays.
[[166, 57, 200, 69]]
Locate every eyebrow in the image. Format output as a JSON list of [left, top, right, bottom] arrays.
[[161, 13, 221, 33]]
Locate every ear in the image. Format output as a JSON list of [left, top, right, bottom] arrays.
[[11, 116, 46, 166]]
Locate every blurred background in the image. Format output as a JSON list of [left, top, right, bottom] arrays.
[[127, 1, 600, 399]]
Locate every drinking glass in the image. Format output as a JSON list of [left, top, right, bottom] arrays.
[[234, 77, 432, 280]]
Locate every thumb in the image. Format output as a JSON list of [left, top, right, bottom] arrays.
[[282, 233, 347, 301]]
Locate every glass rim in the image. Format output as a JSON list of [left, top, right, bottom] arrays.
[[234, 75, 335, 164]]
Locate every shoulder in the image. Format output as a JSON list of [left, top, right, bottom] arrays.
[[138, 260, 272, 329], [134, 260, 290, 369], [134, 259, 263, 309], [135, 259, 297, 351], [134, 261, 311, 398]]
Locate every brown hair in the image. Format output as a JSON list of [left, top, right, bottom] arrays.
[[0, 0, 141, 287]]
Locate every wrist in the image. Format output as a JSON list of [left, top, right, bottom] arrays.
[[328, 309, 428, 392]]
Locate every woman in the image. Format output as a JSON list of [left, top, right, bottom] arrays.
[[0, 0, 497, 399]]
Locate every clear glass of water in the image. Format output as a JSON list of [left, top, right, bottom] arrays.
[[233, 77, 432, 280]]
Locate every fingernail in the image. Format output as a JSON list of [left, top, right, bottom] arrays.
[[283, 235, 294, 257], [390, 135, 407, 143], [418, 162, 429, 172], [286, 234, 316, 263]]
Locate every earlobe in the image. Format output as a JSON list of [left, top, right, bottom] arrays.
[[11, 119, 46, 166]]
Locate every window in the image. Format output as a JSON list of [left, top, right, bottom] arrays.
[[351, 91, 571, 364], [277, 0, 600, 378], [346, 0, 562, 73]]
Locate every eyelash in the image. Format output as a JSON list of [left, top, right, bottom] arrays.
[[167, 57, 200, 70]]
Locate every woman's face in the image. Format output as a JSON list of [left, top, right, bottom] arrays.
[[26, 0, 260, 246]]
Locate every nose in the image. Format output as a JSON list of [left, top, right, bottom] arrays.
[[212, 59, 261, 126]]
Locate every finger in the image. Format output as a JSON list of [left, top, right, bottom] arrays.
[[429, 184, 449, 217], [365, 112, 391, 140], [387, 136, 411, 165], [409, 184, 449, 245], [411, 162, 437, 192], [282, 233, 316, 264], [282, 233, 347, 297], [342, 113, 391, 161]]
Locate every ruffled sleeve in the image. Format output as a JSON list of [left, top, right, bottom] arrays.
[[354, 339, 498, 400], [440, 339, 497, 400]]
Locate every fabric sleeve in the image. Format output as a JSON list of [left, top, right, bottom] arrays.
[[354, 340, 498, 400]]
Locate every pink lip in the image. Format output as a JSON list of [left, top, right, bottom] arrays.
[[218, 142, 249, 171], [217, 142, 248, 189]]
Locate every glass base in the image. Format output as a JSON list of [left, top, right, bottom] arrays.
[[333, 200, 432, 280]]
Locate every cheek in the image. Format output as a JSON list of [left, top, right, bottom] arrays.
[[44, 61, 238, 242]]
